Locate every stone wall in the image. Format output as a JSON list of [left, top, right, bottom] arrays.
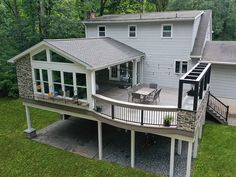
[[177, 91, 209, 132], [177, 110, 196, 132], [15, 55, 34, 99]]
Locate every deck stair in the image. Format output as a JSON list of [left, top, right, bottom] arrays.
[[207, 92, 229, 124]]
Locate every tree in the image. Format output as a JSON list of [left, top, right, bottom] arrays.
[[148, 0, 169, 12]]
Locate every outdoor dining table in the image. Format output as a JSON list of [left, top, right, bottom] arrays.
[[135, 87, 155, 96]]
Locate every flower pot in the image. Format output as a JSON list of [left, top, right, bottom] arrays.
[[164, 120, 171, 126]]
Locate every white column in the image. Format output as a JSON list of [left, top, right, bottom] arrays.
[[193, 131, 199, 158], [186, 142, 193, 177], [90, 71, 96, 109], [98, 121, 103, 160], [199, 124, 203, 139], [131, 130, 135, 168], [177, 140, 182, 155], [169, 137, 175, 177], [132, 60, 137, 86], [140, 57, 144, 83], [24, 106, 35, 134]]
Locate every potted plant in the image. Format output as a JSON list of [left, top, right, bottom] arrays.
[[163, 114, 173, 126]]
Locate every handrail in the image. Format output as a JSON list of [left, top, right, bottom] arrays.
[[92, 94, 179, 126], [92, 94, 178, 111], [207, 92, 229, 121]]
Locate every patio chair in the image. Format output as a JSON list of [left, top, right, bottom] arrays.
[[149, 83, 158, 89], [132, 92, 142, 103], [144, 89, 162, 104], [127, 87, 134, 102]]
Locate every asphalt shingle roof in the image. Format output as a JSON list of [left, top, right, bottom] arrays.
[[202, 41, 236, 63], [83, 10, 203, 23], [44, 37, 144, 70]]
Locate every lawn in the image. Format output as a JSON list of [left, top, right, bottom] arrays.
[[0, 98, 235, 177]]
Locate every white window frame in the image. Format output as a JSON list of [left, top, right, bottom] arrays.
[[175, 60, 188, 74], [161, 24, 173, 38], [128, 25, 137, 38], [97, 25, 106, 37]]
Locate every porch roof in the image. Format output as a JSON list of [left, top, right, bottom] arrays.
[[8, 37, 144, 70]]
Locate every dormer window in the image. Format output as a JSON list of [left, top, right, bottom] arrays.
[[98, 25, 106, 37], [162, 24, 173, 38], [128, 25, 137, 38]]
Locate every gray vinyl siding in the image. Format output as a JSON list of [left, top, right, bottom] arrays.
[[86, 21, 195, 88], [210, 64, 236, 99]]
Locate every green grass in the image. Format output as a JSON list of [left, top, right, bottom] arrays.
[[192, 123, 236, 177], [0, 98, 159, 177], [1, 98, 236, 177]]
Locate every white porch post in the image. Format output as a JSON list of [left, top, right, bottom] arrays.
[[169, 137, 175, 177], [177, 140, 182, 155], [24, 105, 36, 138], [140, 57, 144, 83], [193, 130, 199, 158], [98, 121, 103, 160], [90, 70, 96, 109], [199, 124, 203, 139], [186, 141, 193, 177], [132, 60, 137, 86], [131, 130, 135, 168]]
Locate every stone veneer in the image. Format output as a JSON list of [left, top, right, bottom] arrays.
[[15, 54, 34, 99], [177, 91, 209, 132]]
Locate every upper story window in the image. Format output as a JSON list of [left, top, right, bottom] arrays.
[[34, 68, 49, 94], [98, 25, 106, 37], [76, 73, 87, 99], [175, 61, 188, 74], [32, 50, 47, 61], [162, 24, 173, 38], [128, 25, 137, 38], [50, 51, 73, 63]]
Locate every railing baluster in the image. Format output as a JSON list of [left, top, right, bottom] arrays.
[[111, 104, 114, 119]]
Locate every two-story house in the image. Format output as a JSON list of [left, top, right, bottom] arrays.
[[8, 10, 231, 177]]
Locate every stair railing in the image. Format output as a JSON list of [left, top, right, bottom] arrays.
[[207, 92, 229, 122]]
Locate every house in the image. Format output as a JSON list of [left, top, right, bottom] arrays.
[[8, 10, 230, 177]]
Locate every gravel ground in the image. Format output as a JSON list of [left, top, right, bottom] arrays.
[[34, 118, 193, 177]]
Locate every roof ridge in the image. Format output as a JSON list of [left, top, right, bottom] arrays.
[[44, 37, 106, 41]]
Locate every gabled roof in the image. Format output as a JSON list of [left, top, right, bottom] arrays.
[[8, 37, 144, 70], [83, 10, 203, 23], [191, 10, 212, 58], [202, 41, 236, 64]]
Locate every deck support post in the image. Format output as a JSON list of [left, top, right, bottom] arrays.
[[199, 124, 203, 139], [186, 141, 193, 177], [177, 139, 182, 155], [98, 121, 103, 160], [24, 105, 36, 138], [193, 130, 199, 158], [169, 137, 175, 177], [131, 130, 135, 168]]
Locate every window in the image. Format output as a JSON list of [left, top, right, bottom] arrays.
[[52, 71, 63, 96], [98, 26, 106, 37], [50, 51, 73, 63], [34, 69, 42, 93], [32, 50, 47, 61], [111, 66, 118, 78], [162, 24, 172, 38], [42, 70, 49, 94], [175, 61, 188, 74], [76, 73, 87, 99], [128, 25, 136, 38], [64, 72, 74, 98]]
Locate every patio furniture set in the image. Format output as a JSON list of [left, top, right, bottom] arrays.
[[127, 83, 161, 104]]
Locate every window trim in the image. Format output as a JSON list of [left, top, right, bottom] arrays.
[[128, 25, 137, 38], [175, 60, 188, 74], [161, 24, 173, 38], [97, 25, 106, 37]]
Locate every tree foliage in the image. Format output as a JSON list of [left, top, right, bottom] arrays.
[[0, 0, 236, 97]]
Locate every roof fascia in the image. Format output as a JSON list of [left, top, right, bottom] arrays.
[[93, 54, 145, 71], [194, 11, 204, 20], [82, 18, 195, 24], [200, 60, 236, 66]]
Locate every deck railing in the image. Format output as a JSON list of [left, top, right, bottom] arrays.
[[92, 94, 178, 126], [207, 92, 229, 121]]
